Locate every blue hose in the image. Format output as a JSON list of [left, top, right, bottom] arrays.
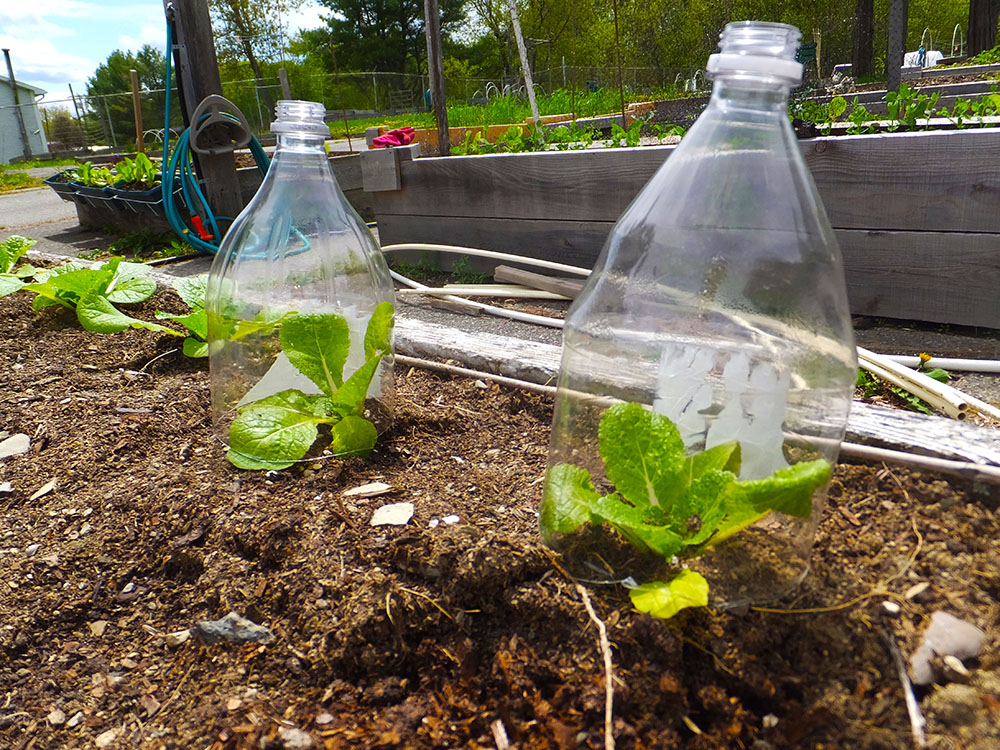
[[162, 21, 270, 254]]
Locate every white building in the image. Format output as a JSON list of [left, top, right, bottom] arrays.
[[0, 75, 49, 164]]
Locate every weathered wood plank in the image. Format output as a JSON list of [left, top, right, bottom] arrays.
[[494, 265, 585, 299], [378, 214, 1000, 328], [372, 130, 1000, 234], [837, 229, 1000, 328], [393, 316, 1000, 466]]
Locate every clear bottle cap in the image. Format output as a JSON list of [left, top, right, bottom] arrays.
[[707, 21, 803, 83], [271, 99, 330, 137]]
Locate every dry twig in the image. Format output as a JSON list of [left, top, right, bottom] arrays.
[[575, 583, 615, 750]]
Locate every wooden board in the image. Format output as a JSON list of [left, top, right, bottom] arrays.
[[837, 229, 1000, 328], [393, 316, 1000, 467], [372, 130, 1000, 233]]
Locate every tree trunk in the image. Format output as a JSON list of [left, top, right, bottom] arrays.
[[968, 0, 1000, 55], [852, 0, 874, 78]]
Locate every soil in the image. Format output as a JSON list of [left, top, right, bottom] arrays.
[[1, 290, 999, 750]]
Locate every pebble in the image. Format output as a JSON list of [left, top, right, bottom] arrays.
[[880, 601, 901, 616], [314, 712, 334, 725], [344, 482, 393, 498], [47, 709, 66, 726], [195, 611, 274, 645], [89, 620, 108, 637], [0, 482, 13, 494], [66, 711, 83, 728], [95, 729, 118, 748], [165, 629, 191, 647], [762, 713, 779, 729], [940, 654, 972, 684], [370, 502, 413, 527], [24, 544, 39, 557], [278, 727, 315, 749], [0, 433, 30, 459], [28, 479, 56, 502], [910, 611, 986, 685]]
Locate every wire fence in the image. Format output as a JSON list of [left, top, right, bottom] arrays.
[[25, 65, 701, 156]]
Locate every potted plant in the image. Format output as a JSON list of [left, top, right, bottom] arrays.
[[106, 153, 168, 215], [42, 169, 80, 202], [69, 161, 117, 208]]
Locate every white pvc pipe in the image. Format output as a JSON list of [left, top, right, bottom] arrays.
[[381, 243, 592, 277], [390, 269, 565, 328], [883, 355, 1000, 374]]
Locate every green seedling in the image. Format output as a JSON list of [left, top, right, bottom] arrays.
[[542, 402, 831, 618], [226, 302, 394, 471], [156, 275, 209, 357], [0, 235, 37, 298]]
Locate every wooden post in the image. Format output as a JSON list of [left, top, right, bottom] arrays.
[[278, 67, 292, 100], [163, 0, 242, 223], [508, 0, 540, 124], [424, 0, 449, 155], [3, 49, 34, 160], [130, 69, 145, 153], [887, 0, 909, 92]]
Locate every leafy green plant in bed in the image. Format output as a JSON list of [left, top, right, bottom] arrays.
[[0, 236, 38, 298], [156, 275, 209, 357], [20, 256, 179, 337], [226, 302, 394, 471], [112, 152, 159, 188], [542, 402, 831, 619]]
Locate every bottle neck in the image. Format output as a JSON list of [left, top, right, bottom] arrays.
[[274, 132, 328, 155], [709, 75, 791, 115]]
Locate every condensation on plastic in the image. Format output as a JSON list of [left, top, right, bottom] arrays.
[[207, 99, 395, 459], [540, 22, 857, 607]]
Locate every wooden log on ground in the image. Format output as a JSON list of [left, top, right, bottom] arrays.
[[494, 265, 586, 299]]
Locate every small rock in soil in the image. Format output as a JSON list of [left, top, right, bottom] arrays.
[[88, 620, 108, 637], [370, 502, 414, 527], [278, 726, 315, 749], [910, 611, 986, 685], [95, 729, 118, 748], [65, 711, 83, 728], [28, 479, 56, 502], [345, 482, 393, 498], [925, 683, 982, 726], [0, 433, 30, 459], [46, 709, 65, 726], [314, 712, 333, 725], [0, 482, 13, 494], [164, 629, 191, 647], [195, 611, 274, 645], [24, 543, 38, 557]]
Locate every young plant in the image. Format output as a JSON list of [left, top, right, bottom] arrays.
[[226, 302, 394, 471], [542, 403, 831, 619], [156, 275, 209, 357], [0, 235, 37, 298], [21, 257, 176, 337], [113, 152, 159, 188]]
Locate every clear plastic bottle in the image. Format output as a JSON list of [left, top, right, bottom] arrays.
[[540, 22, 857, 610], [207, 100, 394, 470]]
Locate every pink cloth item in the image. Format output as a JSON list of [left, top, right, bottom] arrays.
[[372, 127, 416, 148]]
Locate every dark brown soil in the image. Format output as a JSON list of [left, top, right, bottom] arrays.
[[1, 290, 999, 750]]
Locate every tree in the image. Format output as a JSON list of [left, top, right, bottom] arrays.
[[315, 0, 467, 73], [209, 0, 304, 115], [968, 0, 1000, 55], [85, 46, 167, 146]]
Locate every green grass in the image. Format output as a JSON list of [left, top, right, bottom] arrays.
[[326, 88, 658, 138], [0, 158, 78, 171], [0, 172, 43, 192], [79, 230, 195, 262]]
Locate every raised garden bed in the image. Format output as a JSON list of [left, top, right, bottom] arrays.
[[1, 282, 999, 748], [362, 128, 1000, 329]]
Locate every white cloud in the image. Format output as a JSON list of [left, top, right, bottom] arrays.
[[0, 34, 95, 88], [0, 0, 91, 39], [285, 1, 328, 34], [119, 23, 167, 53]]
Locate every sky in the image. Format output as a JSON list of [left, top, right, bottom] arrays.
[[0, 0, 328, 108]]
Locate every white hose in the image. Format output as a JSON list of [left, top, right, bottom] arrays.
[[381, 243, 592, 277], [884, 355, 1000, 374]]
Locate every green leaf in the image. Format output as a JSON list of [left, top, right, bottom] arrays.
[[228, 402, 322, 470], [76, 293, 180, 335], [682, 469, 734, 545], [923, 367, 951, 383], [687, 442, 741, 478], [248, 389, 332, 418], [173, 274, 208, 310], [363, 301, 395, 359], [13, 264, 37, 279], [24, 281, 73, 310], [598, 403, 686, 511], [330, 354, 382, 417], [279, 312, 350, 396], [182, 337, 208, 358], [0, 235, 35, 274], [828, 96, 847, 119], [157, 308, 208, 339], [540, 463, 601, 537], [328, 415, 378, 456], [629, 570, 709, 619], [106, 273, 156, 304], [723, 459, 831, 531], [0, 274, 24, 298], [591, 494, 685, 558]]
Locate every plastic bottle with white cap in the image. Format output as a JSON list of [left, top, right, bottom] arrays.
[[539, 22, 857, 612], [207, 100, 395, 470]]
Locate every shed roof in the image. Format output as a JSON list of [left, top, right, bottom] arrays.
[[0, 75, 47, 96]]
